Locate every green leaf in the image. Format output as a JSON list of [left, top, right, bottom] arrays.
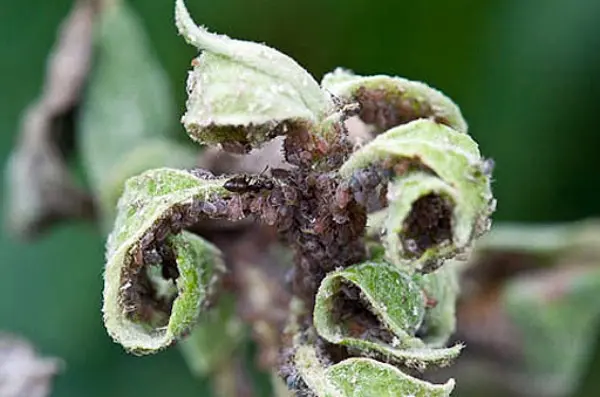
[[321, 68, 467, 134], [415, 263, 460, 347], [340, 119, 494, 272], [79, 1, 196, 224], [313, 261, 462, 369], [503, 265, 600, 395], [295, 345, 455, 397], [103, 168, 233, 354], [179, 294, 245, 376], [477, 220, 600, 258], [175, 0, 333, 149]]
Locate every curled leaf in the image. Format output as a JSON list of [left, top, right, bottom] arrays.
[[340, 119, 494, 272], [295, 345, 455, 397], [314, 261, 424, 347], [313, 261, 462, 369], [322, 68, 467, 134], [103, 168, 237, 354], [175, 0, 333, 150]]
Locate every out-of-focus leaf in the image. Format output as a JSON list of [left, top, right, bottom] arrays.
[[0, 334, 62, 397], [79, 0, 197, 225], [503, 265, 600, 396], [476, 220, 600, 258], [103, 168, 234, 354], [179, 294, 248, 397], [443, 221, 600, 397], [179, 294, 245, 376], [4, 0, 96, 238]]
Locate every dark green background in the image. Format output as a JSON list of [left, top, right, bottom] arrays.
[[1, 0, 600, 395]]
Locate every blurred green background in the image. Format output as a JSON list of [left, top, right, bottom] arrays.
[[1, 0, 600, 395]]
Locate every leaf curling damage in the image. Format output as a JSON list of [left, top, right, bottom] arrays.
[[402, 194, 454, 260], [354, 86, 453, 133], [118, 191, 231, 329], [330, 281, 395, 346]]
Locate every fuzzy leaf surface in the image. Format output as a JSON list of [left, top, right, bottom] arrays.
[[341, 119, 494, 271], [103, 168, 231, 354], [295, 345, 455, 397], [175, 0, 332, 148]]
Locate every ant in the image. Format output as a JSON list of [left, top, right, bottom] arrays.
[[224, 167, 275, 194]]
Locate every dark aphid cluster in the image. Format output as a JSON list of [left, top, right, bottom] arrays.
[[330, 281, 395, 345], [120, 172, 245, 327], [354, 86, 452, 133], [402, 193, 453, 256], [347, 167, 385, 211]]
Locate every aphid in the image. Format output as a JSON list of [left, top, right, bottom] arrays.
[[199, 201, 218, 215], [326, 89, 361, 118], [349, 168, 381, 192], [169, 210, 185, 234], [314, 136, 329, 154], [480, 158, 495, 176], [188, 168, 213, 179], [334, 182, 351, 209], [227, 194, 245, 220], [270, 168, 292, 181], [133, 246, 144, 266], [403, 238, 420, 256], [424, 292, 438, 309], [154, 222, 170, 242], [340, 282, 360, 301], [143, 249, 161, 266]]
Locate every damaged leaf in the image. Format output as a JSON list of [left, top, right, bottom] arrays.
[[340, 119, 494, 272], [103, 168, 236, 354], [313, 261, 462, 369], [295, 344, 455, 397], [175, 0, 333, 150], [322, 68, 467, 134]]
